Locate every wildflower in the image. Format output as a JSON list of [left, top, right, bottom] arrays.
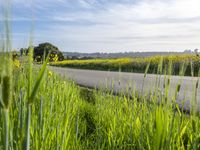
[[48, 71, 53, 78], [13, 59, 20, 68], [53, 54, 59, 62]]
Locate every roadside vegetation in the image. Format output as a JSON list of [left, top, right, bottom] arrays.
[[20, 42, 64, 62], [1, 52, 200, 149], [1, 2, 200, 150], [52, 55, 200, 76]]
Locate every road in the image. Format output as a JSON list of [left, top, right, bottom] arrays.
[[50, 66, 200, 112]]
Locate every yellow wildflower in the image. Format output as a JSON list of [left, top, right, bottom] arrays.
[[48, 71, 53, 77], [13, 59, 20, 68]]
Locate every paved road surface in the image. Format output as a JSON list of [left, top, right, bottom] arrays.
[[50, 66, 200, 112]]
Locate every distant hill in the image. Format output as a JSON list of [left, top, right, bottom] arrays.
[[63, 50, 195, 59]]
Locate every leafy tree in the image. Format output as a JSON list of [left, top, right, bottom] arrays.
[[194, 48, 199, 57], [20, 48, 28, 56], [33, 42, 64, 62]]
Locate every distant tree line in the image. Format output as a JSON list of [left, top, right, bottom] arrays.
[[20, 42, 64, 62], [63, 49, 200, 59]]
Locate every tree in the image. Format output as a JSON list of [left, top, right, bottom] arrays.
[[33, 42, 64, 62], [20, 48, 28, 56], [194, 48, 199, 57]]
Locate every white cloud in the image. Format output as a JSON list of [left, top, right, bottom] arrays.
[[48, 0, 200, 23], [7, 0, 200, 51]]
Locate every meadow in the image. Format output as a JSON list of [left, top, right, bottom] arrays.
[[1, 4, 200, 149], [0, 49, 200, 149], [52, 55, 200, 76]]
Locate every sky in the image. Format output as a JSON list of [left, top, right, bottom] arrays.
[[1, 0, 200, 52]]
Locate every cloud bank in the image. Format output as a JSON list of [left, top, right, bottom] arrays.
[[2, 0, 200, 52]]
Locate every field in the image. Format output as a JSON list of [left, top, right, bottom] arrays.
[[52, 55, 200, 76], [0, 50, 200, 149], [1, 3, 200, 149]]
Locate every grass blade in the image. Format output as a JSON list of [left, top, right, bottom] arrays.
[[28, 54, 49, 104]]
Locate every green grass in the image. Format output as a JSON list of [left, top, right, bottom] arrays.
[[1, 2, 200, 149], [52, 55, 200, 76], [0, 58, 200, 149]]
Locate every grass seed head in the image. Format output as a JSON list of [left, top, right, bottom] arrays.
[[196, 80, 199, 89], [177, 84, 181, 93], [2, 76, 11, 109]]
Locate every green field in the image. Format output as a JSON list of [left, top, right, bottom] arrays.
[[1, 4, 200, 149], [52, 55, 200, 76], [0, 50, 200, 149]]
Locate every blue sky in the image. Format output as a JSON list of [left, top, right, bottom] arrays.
[[1, 0, 200, 52]]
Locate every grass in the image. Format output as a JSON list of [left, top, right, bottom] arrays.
[[52, 55, 200, 76], [0, 54, 200, 149], [1, 2, 200, 149]]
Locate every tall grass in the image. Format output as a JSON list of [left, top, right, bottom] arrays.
[[0, 1, 13, 149], [0, 1, 48, 149], [0, 1, 200, 149], [1, 55, 200, 149]]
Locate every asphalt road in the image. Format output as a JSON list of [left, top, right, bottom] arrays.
[[50, 66, 200, 112]]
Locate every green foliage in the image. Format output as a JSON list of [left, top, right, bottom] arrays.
[[1, 5, 200, 148], [22, 42, 64, 62], [33, 42, 64, 62], [79, 88, 95, 105], [2, 76, 11, 109], [0, 62, 200, 149]]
